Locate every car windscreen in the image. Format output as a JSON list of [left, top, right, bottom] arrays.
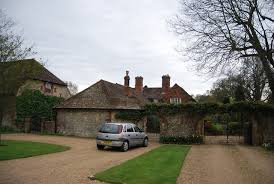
[[99, 124, 122, 134]]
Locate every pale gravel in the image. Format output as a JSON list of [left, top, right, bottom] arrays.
[[177, 145, 274, 184], [0, 133, 160, 184]]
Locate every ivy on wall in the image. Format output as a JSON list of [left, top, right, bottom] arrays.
[[16, 90, 64, 121], [115, 110, 144, 122], [115, 101, 274, 121], [145, 101, 274, 115]]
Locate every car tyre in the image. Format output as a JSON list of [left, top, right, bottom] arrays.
[[121, 141, 129, 152], [143, 138, 148, 147], [97, 144, 104, 150]]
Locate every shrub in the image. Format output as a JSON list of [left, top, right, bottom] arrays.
[[228, 122, 242, 135], [204, 121, 224, 135], [262, 142, 274, 152], [160, 135, 203, 144], [0, 126, 21, 133]]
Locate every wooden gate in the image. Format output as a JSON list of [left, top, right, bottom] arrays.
[[146, 115, 160, 133]]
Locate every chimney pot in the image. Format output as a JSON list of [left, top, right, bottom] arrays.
[[124, 71, 130, 87]]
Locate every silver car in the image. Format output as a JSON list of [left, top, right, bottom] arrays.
[[96, 122, 148, 152]]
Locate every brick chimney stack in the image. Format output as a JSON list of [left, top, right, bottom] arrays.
[[124, 71, 130, 87], [162, 75, 170, 102], [135, 76, 143, 94]]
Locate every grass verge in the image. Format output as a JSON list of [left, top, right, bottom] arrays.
[[0, 140, 70, 160], [95, 145, 190, 184]]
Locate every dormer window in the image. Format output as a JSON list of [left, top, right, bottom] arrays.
[[170, 98, 181, 104]]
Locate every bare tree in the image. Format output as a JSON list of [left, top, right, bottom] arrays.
[[171, 0, 274, 100], [241, 57, 269, 100], [0, 10, 35, 62], [66, 81, 78, 95], [0, 10, 36, 144]]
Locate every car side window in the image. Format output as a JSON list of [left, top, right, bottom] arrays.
[[134, 126, 141, 132], [127, 125, 134, 132]]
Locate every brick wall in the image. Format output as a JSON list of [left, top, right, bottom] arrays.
[[168, 85, 194, 103]]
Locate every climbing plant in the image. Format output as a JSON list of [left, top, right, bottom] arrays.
[[16, 90, 64, 122], [115, 101, 274, 121]]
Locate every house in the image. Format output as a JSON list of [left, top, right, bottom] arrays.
[[136, 73, 195, 103], [0, 59, 71, 127], [15, 59, 71, 99], [55, 71, 194, 137]]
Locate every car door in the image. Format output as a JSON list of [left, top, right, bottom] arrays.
[[133, 126, 143, 145], [126, 124, 135, 147]]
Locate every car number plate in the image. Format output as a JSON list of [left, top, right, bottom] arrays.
[[101, 140, 112, 145]]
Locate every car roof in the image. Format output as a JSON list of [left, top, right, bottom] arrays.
[[103, 122, 135, 126]]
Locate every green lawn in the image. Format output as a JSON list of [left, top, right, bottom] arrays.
[[0, 140, 70, 161], [95, 145, 190, 184]]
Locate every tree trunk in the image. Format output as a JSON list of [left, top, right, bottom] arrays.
[[0, 110, 2, 145], [259, 57, 274, 102]]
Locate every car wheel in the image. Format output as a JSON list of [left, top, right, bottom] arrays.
[[143, 138, 148, 147], [97, 144, 104, 150], [121, 141, 129, 152]]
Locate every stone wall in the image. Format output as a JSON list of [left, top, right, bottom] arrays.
[[17, 79, 71, 99], [56, 109, 109, 137], [0, 96, 16, 127], [159, 112, 204, 137], [56, 109, 145, 137], [41, 120, 55, 134], [65, 110, 204, 139]]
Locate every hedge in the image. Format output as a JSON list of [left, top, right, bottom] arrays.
[[160, 135, 203, 144]]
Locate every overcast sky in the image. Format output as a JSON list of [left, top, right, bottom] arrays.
[[1, 0, 215, 95]]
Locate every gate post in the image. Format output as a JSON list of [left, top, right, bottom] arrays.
[[40, 117, 46, 133], [24, 117, 31, 133], [143, 116, 147, 132]]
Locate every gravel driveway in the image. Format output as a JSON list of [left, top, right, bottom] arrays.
[[0, 134, 159, 184], [178, 145, 274, 184]]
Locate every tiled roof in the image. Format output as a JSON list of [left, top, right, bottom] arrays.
[[143, 87, 162, 100], [0, 59, 67, 86], [170, 84, 195, 102], [143, 84, 195, 102], [56, 80, 148, 110]]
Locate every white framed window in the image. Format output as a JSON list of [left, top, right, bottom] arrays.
[[170, 97, 182, 104]]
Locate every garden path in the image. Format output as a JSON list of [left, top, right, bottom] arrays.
[[178, 145, 274, 184], [0, 134, 159, 184]]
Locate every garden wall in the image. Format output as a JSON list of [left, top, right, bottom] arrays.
[[251, 112, 274, 146], [159, 113, 204, 137], [56, 109, 146, 137], [23, 117, 56, 134]]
